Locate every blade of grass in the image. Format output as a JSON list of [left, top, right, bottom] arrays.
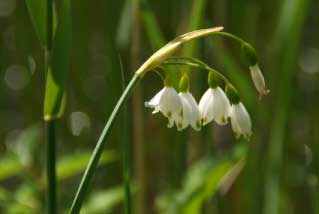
[[44, 0, 71, 121], [140, 0, 166, 50], [46, 121, 56, 214], [182, 0, 207, 58], [43, 0, 71, 213], [264, 0, 310, 213], [25, 0, 47, 46], [44, 0, 56, 213]]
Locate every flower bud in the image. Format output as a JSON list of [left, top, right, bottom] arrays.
[[249, 64, 270, 98], [135, 27, 224, 76], [225, 84, 240, 104]]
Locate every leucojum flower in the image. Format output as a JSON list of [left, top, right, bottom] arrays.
[[226, 84, 252, 139], [70, 27, 270, 214], [144, 41, 269, 140], [144, 79, 183, 128], [242, 43, 270, 98], [199, 71, 231, 126]]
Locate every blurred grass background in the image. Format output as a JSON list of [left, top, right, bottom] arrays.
[[0, 0, 318, 213]]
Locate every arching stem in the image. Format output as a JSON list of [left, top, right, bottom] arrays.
[[69, 74, 141, 214]]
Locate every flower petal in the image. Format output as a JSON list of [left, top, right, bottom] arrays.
[[199, 89, 215, 125], [182, 92, 201, 131], [230, 102, 252, 139], [212, 87, 231, 125], [145, 88, 164, 108], [159, 87, 182, 118]]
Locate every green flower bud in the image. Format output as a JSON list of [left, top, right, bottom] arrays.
[[179, 74, 190, 92], [241, 43, 257, 66], [225, 84, 240, 104], [208, 71, 221, 89]]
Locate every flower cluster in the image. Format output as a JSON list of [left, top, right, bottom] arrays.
[[143, 38, 269, 141], [145, 71, 253, 140]]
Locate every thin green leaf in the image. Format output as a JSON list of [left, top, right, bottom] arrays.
[[44, 0, 72, 120], [182, 0, 207, 57], [25, 0, 47, 46], [140, 0, 166, 50]]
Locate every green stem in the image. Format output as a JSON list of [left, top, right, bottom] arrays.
[[69, 74, 141, 214], [46, 121, 57, 214], [212, 31, 246, 44], [163, 58, 230, 84], [46, 0, 56, 213]]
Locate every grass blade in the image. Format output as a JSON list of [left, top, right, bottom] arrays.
[[264, 0, 311, 213], [25, 0, 47, 46], [44, 0, 71, 121]]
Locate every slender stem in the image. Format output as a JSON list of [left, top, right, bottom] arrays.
[[46, 0, 56, 213], [162, 59, 230, 84], [212, 31, 246, 44], [46, 121, 57, 214], [69, 74, 141, 214]]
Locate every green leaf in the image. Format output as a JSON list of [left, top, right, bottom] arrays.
[[81, 186, 124, 214], [44, 0, 72, 120], [0, 157, 22, 181], [57, 151, 117, 180], [140, 0, 166, 50], [25, 0, 47, 46], [157, 144, 248, 214], [182, 0, 207, 58]]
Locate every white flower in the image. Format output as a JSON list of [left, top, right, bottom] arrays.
[[178, 92, 201, 131], [145, 86, 183, 128], [230, 102, 252, 139], [249, 64, 269, 98], [198, 87, 231, 126]]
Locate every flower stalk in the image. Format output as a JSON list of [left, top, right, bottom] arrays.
[[70, 74, 141, 214]]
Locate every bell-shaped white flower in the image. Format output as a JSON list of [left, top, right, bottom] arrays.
[[198, 87, 231, 126], [145, 86, 183, 128], [230, 102, 252, 139], [249, 64, 269, 98], [178, 92, 201, 131]]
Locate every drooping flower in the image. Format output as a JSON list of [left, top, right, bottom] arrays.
[[145, 86, 183, 128], [249, 64, 269, 98], [198, 87, 231, 126], [229, 102, 252, 139], [178, 92, 201, 131]]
